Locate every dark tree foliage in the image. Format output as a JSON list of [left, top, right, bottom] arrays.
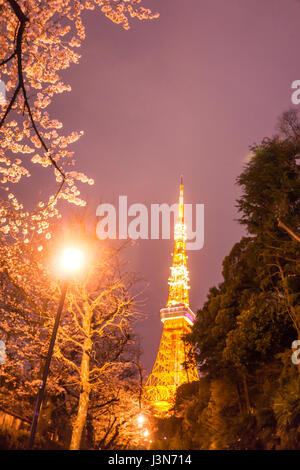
[[152, 113, 300, 450]]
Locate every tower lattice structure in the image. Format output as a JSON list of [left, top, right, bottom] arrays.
[[145, 177, 199, 414]]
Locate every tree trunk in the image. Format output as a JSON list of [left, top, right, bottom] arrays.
[[70, 305, 92, 450]]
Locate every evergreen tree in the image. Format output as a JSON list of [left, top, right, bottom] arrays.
[[153, 113, 300, 450]]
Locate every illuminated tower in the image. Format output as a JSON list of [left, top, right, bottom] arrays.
[[145, 177, 199, 414]]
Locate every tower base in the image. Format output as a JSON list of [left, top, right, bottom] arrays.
[[145, 304, 199, 415]]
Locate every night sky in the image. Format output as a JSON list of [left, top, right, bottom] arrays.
[[26, 0, 300, 372]]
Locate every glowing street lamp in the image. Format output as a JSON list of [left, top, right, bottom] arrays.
[[61, 247, 83, 272], [27, 247, 83, 449], [137, 414, 146, 427]]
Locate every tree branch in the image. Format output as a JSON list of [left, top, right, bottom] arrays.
[[1, 0, 66, 186], [278, 219, 300, 243], [0, 50, 17, 67]]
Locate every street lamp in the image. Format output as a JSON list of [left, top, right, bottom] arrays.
[[27, 247, 83, 449]]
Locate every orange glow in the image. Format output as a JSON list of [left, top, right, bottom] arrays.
[[137, 414, 146, 427]]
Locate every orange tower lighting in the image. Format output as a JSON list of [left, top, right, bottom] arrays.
[[145, 177, 199, 415]]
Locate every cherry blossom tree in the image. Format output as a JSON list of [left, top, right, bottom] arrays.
[[0, 217, 149, 448], [0, 0, 158, 240], [0, 3, 158, 446], [0, 235, 61, 427]]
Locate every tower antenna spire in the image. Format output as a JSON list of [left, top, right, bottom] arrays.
[[168, 175, 189, 307]]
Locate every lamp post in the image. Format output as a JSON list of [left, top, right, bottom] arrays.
[[27, 247, 83, 449]]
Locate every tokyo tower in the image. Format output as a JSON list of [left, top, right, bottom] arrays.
[[145, 177, 199, 415]]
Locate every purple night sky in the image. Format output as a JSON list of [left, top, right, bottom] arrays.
[[25, 0, 300, 372]]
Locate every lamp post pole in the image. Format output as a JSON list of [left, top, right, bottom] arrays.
[[27, 280, 68, 449]]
